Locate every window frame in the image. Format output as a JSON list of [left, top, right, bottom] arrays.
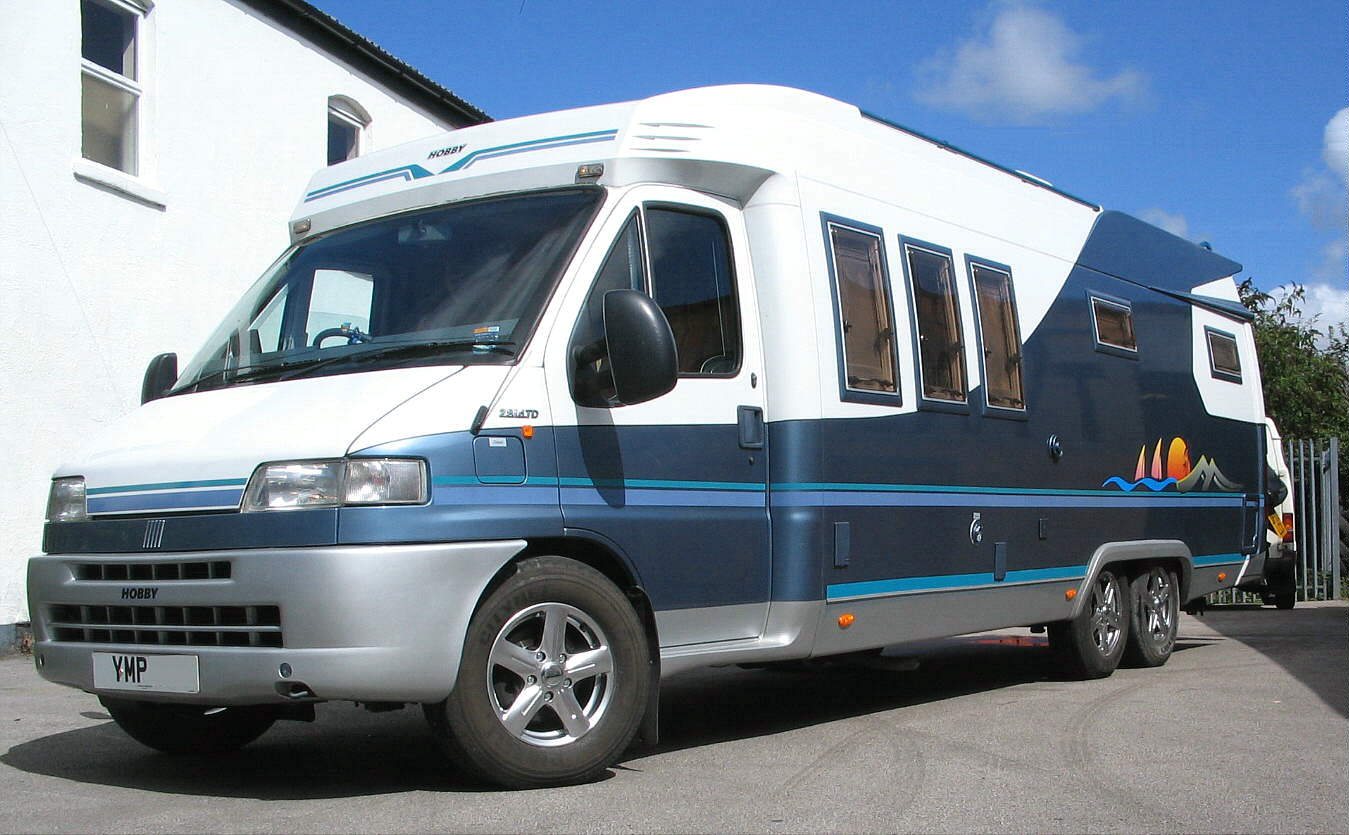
[[1204, 326, 1243, 383], [327, 96, 371, 166], [965, 254, 1028, 419], [819, 213, 902, 407], [900, 236, 970, 413], [1088, 292, 1140, 359], [79, 0, 147, 177]]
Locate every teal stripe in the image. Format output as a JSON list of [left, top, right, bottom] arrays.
[[441, 130, 618, 173], [87, 478, 248, 496], [770, 481, 1245, 498], [827, 564, 1087, 601], [1192, 553, 1244, 566]]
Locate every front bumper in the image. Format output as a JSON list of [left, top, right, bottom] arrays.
[[27, 540, 525, 705]]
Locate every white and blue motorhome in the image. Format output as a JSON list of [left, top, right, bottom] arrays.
[[29, 85, 1273, 787]]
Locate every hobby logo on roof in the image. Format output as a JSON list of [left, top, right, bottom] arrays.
[[304, 129, 620, 202]]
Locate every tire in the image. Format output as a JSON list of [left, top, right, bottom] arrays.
[[99, 697, 275, 754], [1123, 566, 1179, 667], [1048, 568, 1129, 679], [424, 557, 650, 788], [1274, 591, 1296, 610]]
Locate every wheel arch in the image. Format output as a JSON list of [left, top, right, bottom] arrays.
[[1068, 540, 1193, 619]]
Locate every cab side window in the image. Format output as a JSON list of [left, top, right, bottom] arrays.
[[646, 208, 740, 375], [571, 205, 741, 405]]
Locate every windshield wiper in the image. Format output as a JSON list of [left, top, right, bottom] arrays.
[[176, 339, 517, 393]]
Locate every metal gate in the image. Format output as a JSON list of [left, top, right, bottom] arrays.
[[1209, 436, 1342, 605]]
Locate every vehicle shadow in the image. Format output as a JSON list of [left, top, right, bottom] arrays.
[[1180, 601, 1348, 719], [0, 628, 1240, 798]]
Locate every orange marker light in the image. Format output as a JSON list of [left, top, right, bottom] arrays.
[[522, 425, 534, 439], [1217, 572, 1227, 582], [1065, 588, 1077, 601], [837, 613, 855, 629]]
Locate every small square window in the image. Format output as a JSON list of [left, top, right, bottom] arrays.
[[822, 216, 901, 405], [1091, 296, 1137, 354], [1205, 327, 1242, 382]]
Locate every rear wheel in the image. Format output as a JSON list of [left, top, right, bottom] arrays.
[[1048, 568, 1128, 679], [425, 557, 650, 788], [100, 698, 275, 754], [1123, 567, 1179, 667]]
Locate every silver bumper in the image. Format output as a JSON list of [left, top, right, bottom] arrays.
[[27, 540, 526, 705]]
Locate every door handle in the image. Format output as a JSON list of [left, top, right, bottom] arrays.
[[737, 405, 764, 450]]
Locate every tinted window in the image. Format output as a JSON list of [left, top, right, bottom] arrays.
[[647, 208, 740, 375], [971, 263, 1025, 410], [1092, 297, 1137, 351], [908, 245, 967, 402], [572, 213, 645, 403], [1207, 329, 1241, 381], [829, 224, 897, 396]]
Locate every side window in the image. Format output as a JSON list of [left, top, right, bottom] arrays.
[[647, 208, 741, 375], [824, 219, 899, 402], [905, 242, 967, 403], [247, 285, 290, 354], [306, 269, 374, 346], [970, 261, 1025, 411], [1205, 327, 1242, 382], [1091, 295, 1137, 355]]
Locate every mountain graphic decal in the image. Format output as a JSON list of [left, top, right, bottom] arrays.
[[1102, 438, 1242, 492]]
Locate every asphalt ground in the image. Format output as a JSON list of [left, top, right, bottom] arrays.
[[1, 601, 1345, 834]]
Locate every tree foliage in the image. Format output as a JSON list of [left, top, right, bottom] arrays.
[[1239, 279, 1349, 441]]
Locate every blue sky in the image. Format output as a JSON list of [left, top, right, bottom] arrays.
[[317, 0, 1347, 331]]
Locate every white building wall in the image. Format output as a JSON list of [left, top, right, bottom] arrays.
[[0, 0, 469, 625]]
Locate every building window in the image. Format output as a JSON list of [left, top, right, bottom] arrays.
[[1090, 295, 1138, 354], [1205, 327, 1242, 383], [824, 218, 899, 403], [328, 96, 371, 165], [905, 241, 967, 403], [81, 0, 144, 175], [970, 261, 1025, 411]]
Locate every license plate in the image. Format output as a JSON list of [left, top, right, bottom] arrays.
[[92, 652, 200, 694]]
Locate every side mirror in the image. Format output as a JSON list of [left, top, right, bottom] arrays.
[[141, 353, 178, 404], [577, 291, 679, 407]]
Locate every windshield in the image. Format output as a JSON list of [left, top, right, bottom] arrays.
[[171, 188, 603, 395]]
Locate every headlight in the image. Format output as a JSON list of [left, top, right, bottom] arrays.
[[242, 459, 425, 511], [46, 477, 88, 522], [344, 459, 427, 505]]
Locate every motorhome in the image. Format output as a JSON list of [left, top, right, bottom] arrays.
[[29, 85, 1272, 788]]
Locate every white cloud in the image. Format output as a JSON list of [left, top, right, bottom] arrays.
[[1137, 208, 1190, 239], [1301, 279, 1349, 346], [1293, 108, 1349, 231], [1324, 107, 1348, 184], [915, 3, 1146, 123]]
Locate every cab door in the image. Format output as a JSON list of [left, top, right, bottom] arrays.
[[543, 186, 770, 646]]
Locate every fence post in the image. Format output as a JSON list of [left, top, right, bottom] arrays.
[[1329, 437, 1340, 600]]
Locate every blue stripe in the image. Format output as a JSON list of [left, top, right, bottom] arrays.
[[561, 486, 765, 508], [88, 489, 244, 514], [433, 485, 558, 505], [771, 481, 1244, 498], [88, 478, 248, 496], [441, 130, 618, 173], [304, 164, 434, 202], [771, 490, 1241, 509]]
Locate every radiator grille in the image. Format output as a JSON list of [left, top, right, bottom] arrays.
[[74, 561, 232, 581], [48, 604, 282, 648]]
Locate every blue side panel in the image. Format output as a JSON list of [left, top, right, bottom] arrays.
[[342, 429, 564, 545], [765, 249, 1263, 603], [1077, 211, 1242, 293], [553, 423, 770, 612]]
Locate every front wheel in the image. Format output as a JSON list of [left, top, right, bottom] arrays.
[[1123, 567, 1179, 667], [425, 557, 650, 788], [100, 698, 276, 754], [1048, 568, 1129, 679]]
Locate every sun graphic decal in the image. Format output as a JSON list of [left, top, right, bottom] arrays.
[[1102, 438, 1242, 492]]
